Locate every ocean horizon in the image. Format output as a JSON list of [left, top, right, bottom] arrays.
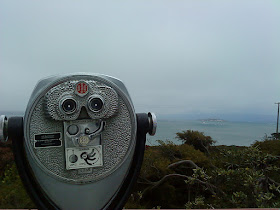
[[147, 119, 276, 146]]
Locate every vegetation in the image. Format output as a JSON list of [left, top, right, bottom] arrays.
[[176, 130, 216, 153], [125, 130, 280, 209], [0, 131, 280, 209], [0, 141, 35, 208]]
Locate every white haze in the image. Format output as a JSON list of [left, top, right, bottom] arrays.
[[0, 1, 280, 120]]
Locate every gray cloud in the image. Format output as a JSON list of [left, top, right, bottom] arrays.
[[0, 0, 279, 118]]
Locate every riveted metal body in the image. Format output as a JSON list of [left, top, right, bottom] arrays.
[[24, 73, 137, 209]]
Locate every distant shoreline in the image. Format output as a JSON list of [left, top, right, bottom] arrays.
[[199, 118, 226, 122]]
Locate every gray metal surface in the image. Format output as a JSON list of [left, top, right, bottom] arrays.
[[30, 144, 134, 210], [64, 119, 103, 147], [27, 96, 133, 183], [45, 80, 118, 121], [23, 73, 137, 209]]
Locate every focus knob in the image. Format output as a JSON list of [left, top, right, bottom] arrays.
[[0, 115, 8, 142], [148, 112, 157, 136]]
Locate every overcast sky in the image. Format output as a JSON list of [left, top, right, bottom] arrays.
[[1, 1, 280, 117]]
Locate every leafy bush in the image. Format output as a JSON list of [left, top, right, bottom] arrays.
[[176, 130, 216, 153], [126, 140, 211, 209], [252, 138, 280, 156], [0, 142, 35, 209], [0, 164, 35, 209], [126, 131, 280, 209], [210, 146, 280, 208], [0, 141, 14, 177]]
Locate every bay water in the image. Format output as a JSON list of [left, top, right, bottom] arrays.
[[147, 120, 276, 146]]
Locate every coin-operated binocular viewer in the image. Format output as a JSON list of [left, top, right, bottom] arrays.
[[0, 73, 156, 210]]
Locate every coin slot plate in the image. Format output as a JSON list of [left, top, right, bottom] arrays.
[[65, 145, 103, 170]]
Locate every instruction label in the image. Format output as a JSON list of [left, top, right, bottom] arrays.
[[34, 132, 62, 148]]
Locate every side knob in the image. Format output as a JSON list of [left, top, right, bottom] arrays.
[[148, 112, 157, 136], [0, 115, 8, 142]]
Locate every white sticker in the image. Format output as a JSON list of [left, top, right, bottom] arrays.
[[65, 145, 103, 170]]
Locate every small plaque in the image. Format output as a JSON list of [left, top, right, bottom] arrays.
[[35, 140, 61, 148], [34, 132, 62, 148], [35, 133, 61, 140], [65, 145, 103, 170]]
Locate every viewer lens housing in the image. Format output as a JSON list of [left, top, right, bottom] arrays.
[[61, 98, 77, 114], [88, 96, 104, 112]]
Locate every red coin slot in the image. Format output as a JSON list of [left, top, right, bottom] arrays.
[[76, 82, 88, 95]]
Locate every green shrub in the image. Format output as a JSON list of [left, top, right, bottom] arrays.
[[126, 133, 280, 209], [176, 130, 216, 153], [252, 138, 280, 156], [0, 141, 14, 177], [126, 140, 211, 209], [0, 164, 35, 209]]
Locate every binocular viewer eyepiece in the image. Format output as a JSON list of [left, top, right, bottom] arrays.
[[0, 73, 156, 210]]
